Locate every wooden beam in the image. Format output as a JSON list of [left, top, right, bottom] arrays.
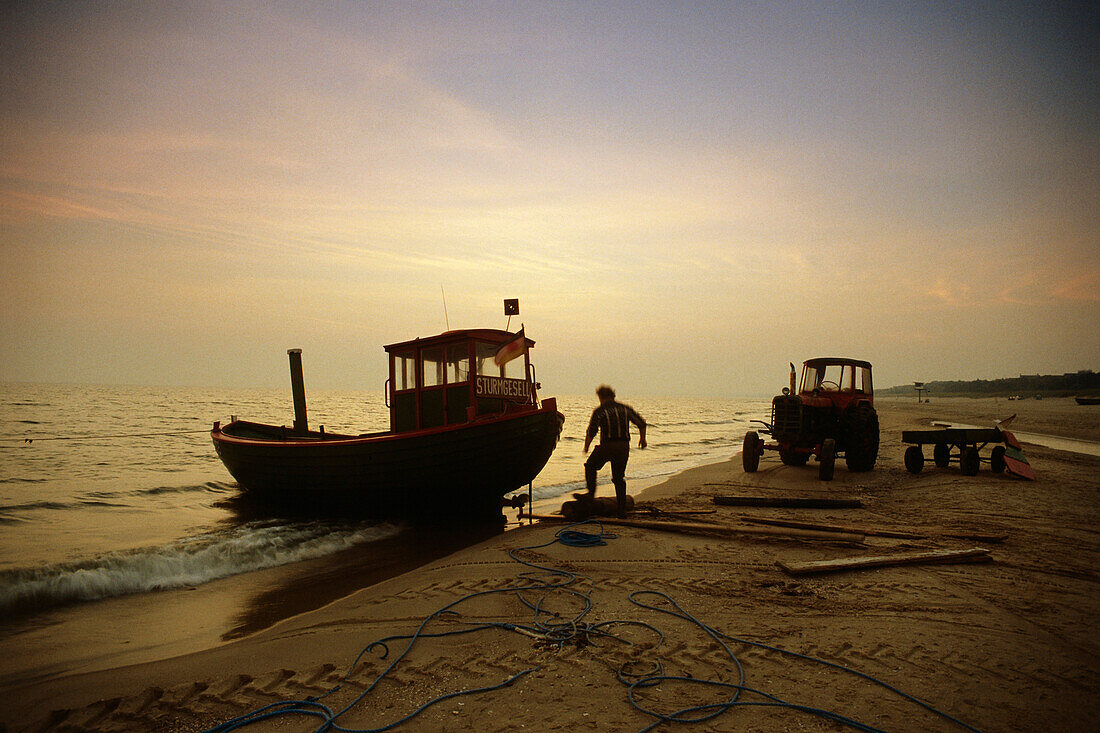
[[518, 512, 567, 522], [777, 547, 991, 576], [942, 532, 1008, 543], [593, 517, 865, 544], [713, 496, 863, 509], [742, 516, 926, 539]]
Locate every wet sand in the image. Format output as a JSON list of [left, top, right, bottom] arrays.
[[2, 397, 1098, 731]]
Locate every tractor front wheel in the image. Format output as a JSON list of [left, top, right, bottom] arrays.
[[819, 438, 836, 481], [743, 431, 761, 473]]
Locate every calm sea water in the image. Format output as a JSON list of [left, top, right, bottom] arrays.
[[0, 383, 768, 620]]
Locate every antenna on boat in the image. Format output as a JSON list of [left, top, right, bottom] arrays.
[[441, 285, 450, 330], [504, 298, 519, 331]]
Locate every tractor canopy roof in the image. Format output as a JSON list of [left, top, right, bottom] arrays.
[[804, 357, 873, 370]]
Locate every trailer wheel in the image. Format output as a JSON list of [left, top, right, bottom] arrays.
[[961, 446, 981, 476], [819, 438, 836, 481], [742, 431, 761, 473], [990, 445, 1006, 473], [933, 443, 951, 468], [904, 445, 924, 474]]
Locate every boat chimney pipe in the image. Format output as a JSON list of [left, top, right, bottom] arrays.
[[288, 348, 308, 434]]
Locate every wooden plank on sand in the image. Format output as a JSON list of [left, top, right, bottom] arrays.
[[519, 513, 567, 522], [713, 496, 863, 509], [595, 517, 865, 544], [742, 516, 926, 539], [777, 547, 991, 576], [942, 532, 1008, 543]]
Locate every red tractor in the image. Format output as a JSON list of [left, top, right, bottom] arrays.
[[743, 358, 879, 481]]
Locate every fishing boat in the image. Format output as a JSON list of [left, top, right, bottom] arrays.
[[1076, 396, 1100, 405], [211, 328, 564, 518]]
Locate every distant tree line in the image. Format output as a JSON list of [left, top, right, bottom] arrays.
[[881, 370, 1099, 398]]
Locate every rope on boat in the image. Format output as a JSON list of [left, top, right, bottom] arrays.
[[2, 429, 212, 444], [205, 520, 984, 733]]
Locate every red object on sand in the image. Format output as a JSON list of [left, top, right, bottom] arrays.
[[999, 429, 1035, 480]]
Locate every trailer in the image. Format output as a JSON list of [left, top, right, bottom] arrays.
[[901, 419, 1033, 479]]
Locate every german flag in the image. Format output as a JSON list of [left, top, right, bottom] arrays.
[[494, 328, 527, 367]]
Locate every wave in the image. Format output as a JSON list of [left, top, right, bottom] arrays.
[[91, 482, 231, 498], [0, 483, 230, 514], [532, 478, 586, 500], [77, 499, 128, 508], [0, 520, 403, 616], [647, 436, 735, 449], [648, 418, 745, 428], [0, 500, 71, 512]]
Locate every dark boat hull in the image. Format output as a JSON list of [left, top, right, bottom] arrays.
[[212, 407, 563, 518], [1076, 397, 1100, 405]]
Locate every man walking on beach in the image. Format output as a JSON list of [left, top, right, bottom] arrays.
[[580, 385, 647, 518]]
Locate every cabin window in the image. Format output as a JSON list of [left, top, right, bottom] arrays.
[[858, 367, 872, 393], [394, 351, 417, 391], [800, 364, 818, 392], [840, 365, 854, 391], [473, 341, 523, 378], [392, 350, 417, 433], [802, 363, 842, 392], [446, 343, 470, 384], [475, 342, 500, 377], [421, 347, 445, 387], [821, 364, 843, 389]]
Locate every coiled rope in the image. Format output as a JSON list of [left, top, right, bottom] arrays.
[[205, 520, 983, 733]]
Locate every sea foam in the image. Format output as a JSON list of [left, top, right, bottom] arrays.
[[0, 520, 401, 616]]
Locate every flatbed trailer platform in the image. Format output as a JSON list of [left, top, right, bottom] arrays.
[[901, 427, 1008, 476]]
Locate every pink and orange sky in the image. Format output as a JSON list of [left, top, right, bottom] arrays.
[[1, 2, 1097, 397]]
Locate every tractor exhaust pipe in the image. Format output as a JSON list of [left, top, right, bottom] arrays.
[[288, 348, 308, 434]]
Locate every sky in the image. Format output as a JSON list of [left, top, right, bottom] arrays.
[[1, 1, 1097, 398]]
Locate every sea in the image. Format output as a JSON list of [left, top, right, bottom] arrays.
[[0, 382, 769, 680]]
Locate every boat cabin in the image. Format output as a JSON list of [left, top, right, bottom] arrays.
[[385, 329, 540, 433]]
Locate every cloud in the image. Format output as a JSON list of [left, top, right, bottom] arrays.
[[1052, 271, 1100, 303]]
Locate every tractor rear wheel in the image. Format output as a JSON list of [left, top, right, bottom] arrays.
[[844, 405, 880, 472], [742, 431, 761, 473], [819, 438, 836, 481]]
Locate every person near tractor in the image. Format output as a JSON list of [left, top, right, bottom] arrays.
[[578, 385, 647, 518]]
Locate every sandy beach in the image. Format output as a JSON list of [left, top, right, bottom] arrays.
[[3, 397, 1098, 732]]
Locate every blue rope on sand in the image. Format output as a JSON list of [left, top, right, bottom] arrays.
[[205, 520, 983, 733]]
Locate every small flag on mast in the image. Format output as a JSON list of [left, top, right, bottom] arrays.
[[494, 327, 526, 367]]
